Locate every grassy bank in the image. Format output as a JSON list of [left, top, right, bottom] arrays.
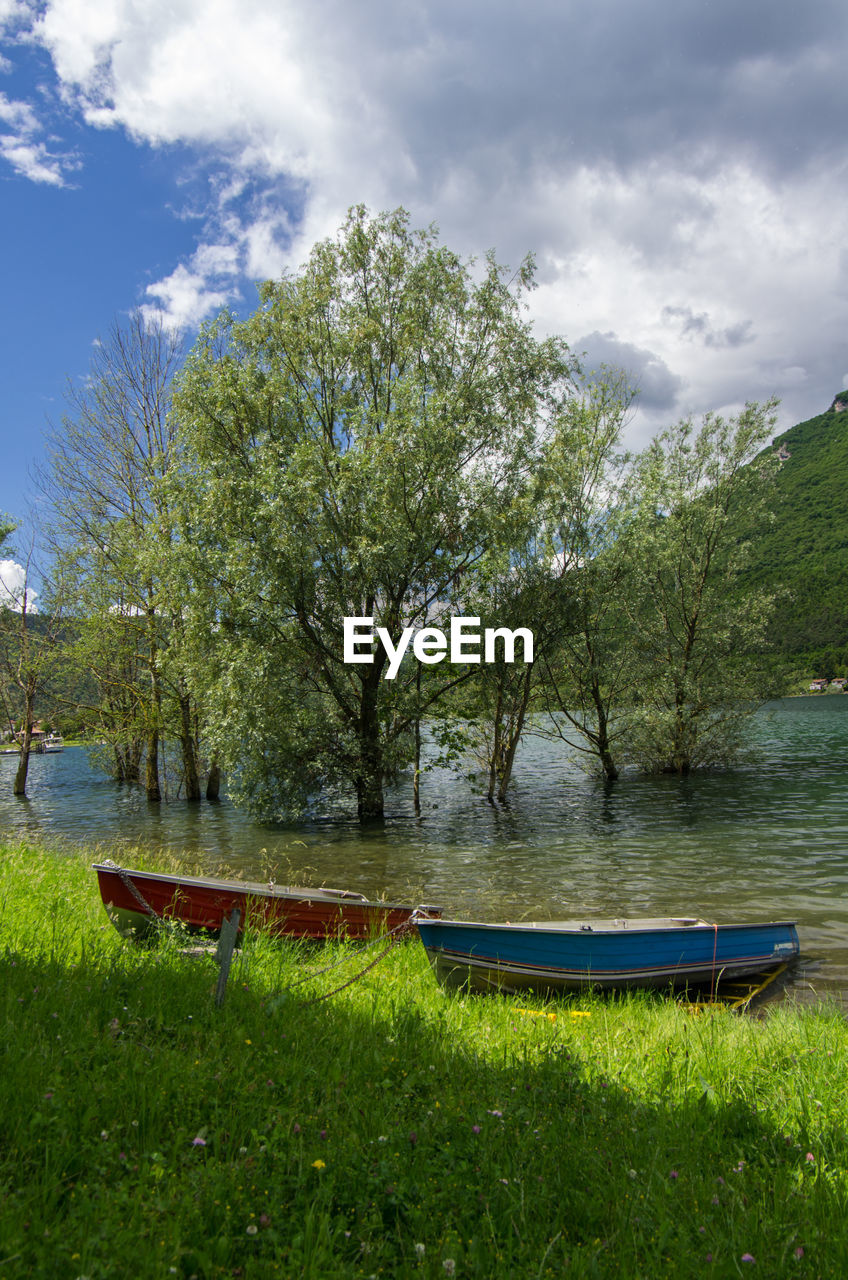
[[1, 842, 847, 1278]]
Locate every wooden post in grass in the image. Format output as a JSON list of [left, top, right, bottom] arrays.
[[214, 908, 241, 1007]]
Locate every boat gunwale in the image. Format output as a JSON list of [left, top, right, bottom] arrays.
[[415, 917, 799, 937], [92, 861, 440, 912]]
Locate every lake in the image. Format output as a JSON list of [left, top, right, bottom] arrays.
[[2, 696, 847, 1002]]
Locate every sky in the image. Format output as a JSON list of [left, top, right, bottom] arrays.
[[1, 0, 847, 548]]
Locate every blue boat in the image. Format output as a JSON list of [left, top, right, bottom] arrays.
[[414, 915, 800, 994]]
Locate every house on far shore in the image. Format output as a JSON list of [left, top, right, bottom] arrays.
[[810, 678, 829, 691], [15, 721, 47, 745], [830, 677, 848, 689]]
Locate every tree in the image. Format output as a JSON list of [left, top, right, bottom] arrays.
[[621, 400, 780, 774], [39, 313, 208, 801], [537, 370, 636, 781], [0, 534, 65, 797], [169, 206, 577, 819]]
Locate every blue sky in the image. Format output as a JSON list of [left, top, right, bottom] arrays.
[[2, 0, 847, 566]]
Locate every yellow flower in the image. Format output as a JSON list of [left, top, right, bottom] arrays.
[[312, 1159, 326, 1170]]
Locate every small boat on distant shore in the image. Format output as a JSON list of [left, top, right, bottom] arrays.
[[42, 734, 65, 753], [93, 861, 440, 941], [414, 915, 800, 994]]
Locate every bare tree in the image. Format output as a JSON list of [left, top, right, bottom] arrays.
[[37, 312, 206, 801]]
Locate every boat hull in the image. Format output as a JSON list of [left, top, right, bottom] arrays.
[[415, 917, 800, 993], [93, 863, 439, 941]]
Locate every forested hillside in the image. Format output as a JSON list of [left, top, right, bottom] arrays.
[[750, 393, 848, 677]]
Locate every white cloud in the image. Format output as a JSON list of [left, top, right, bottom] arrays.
[[4, 0, 846, 432], [141, 261, 232, 330], [0, 89, 77, 184], [0, 559, 37, 612], [0, 0, 33, 28]]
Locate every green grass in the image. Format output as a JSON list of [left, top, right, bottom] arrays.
[[1, 840, 847, 1278]]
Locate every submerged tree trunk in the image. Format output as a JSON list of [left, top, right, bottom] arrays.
[[145, 728, 161, 801], [145, 679, 162, 801], [495, 665, 533, 803], [356, 751, 385, 819], [486, 683, 504, 803], [413, 664, 422, 815], [178, 687, 201, 801], [145, 609, 162, 802], [206, 759, 221, 801], [592, 684, 619, 781], [355, 678, 384, 820], [13, 695, 34, 797]]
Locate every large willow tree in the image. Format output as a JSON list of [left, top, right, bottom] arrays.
[[169, 206, 576, 818]]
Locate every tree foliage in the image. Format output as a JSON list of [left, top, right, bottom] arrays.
[[169, 206, 576, 817], [619, 400, 780, 774]]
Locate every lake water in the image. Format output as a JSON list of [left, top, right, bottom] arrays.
[[3, 696, 847, 1002]]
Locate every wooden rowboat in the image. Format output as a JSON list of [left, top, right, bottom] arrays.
[[93, 861, 440, 941], [414, 915, 800, 994]]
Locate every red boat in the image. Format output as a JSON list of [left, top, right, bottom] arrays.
[[93, 861, 440, 941]]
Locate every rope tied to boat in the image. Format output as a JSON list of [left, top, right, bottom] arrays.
[[101, 859, 164, 924], [282, 908, 437, 1005]]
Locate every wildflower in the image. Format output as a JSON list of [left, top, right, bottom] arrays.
[[805, 1152, 815, 1163], [312, 1159, 326, 1170], [706, 1254, 712, 1263], [192, 1137, 207, 1147], [741, 1254, 755, 1263], [259, 1213, 271, 1228], [669, 1170, 679, 1180], [319, 1129, 327, 1140], [711, 1196, 720, 1205], [794, 1247, 804, 1259], [246, 1224, 258, 1236], [409, 1131, 417, 1146], [627, 1169, 637, 1179], [100, 1131, 108, 1140], [415, 1243, 425, 1257], [293, 1123, 301, 1134], [44, 1093, 53, 1100], [487, 1109, 503, 1118], [443, 1261, 456, 1276], [472, 1125, 481, 1135]]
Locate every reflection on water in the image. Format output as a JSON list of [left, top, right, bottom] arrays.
[[2, 696, 847, 1000]]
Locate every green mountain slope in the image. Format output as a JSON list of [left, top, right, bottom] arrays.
[[750, 393, 848, 676]]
